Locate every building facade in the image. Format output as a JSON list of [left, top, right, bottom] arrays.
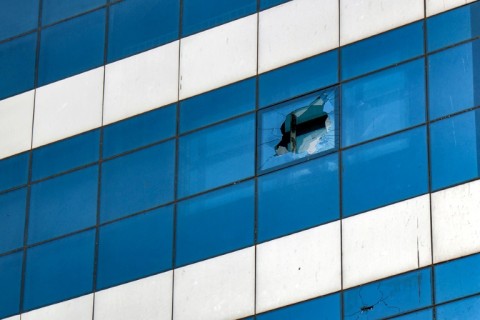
[[0, 0, 480, 319]]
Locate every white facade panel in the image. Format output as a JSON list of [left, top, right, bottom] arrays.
[[22, 294, 93, 320]]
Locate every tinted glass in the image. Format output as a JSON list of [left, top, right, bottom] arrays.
[[0, 0, 39, 41], [437, 295, 480, 320], [0, 152, 29, 193], [391, 309, 433, 319], [0, 252, 22, 319], [0, 188, 27, 255], [260, 0, 290, 10], [42, 0, 106, 25]]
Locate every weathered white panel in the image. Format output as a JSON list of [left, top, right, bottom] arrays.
[[22, 294, 93, 320], [2, 316, 20, 320], [426, 0, 476, 16], [256, 221, 341, 313]]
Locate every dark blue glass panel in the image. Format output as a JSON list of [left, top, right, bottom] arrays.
[[0, 189, 26, 255], [0, 33, 37, 100], [260, 0, 290, 11], [38, 9, 105, 86], [0, 0, 38, 41], [430, 110, 480, 190], [0, 152, 29, 192], [435, 253, 480, 303], [180, 78, 255, 133], [342, 127, 428, 217], [342, 22, 424, 80], [176, 181, 254, 267], [107, 0, 179, 62], [342, 59, 426, 147], [258, 153, 339, 243], [182, 0, 256, 36], [97, 206, 173, 290], [32, 129, 100, 181], [178, 114, 255, 198], [258, 293, 340, 320], [101, 140, 175, 223], [437, 295, 480, 320], [42, 0, 106, 25], [0, 252, 22, 319], [24, 230, 95, 311], [28, 166, 98, 244], [391, 309, 433, 320], [427, 1, 480, 52], [428, 40, 480, 120], [344, 269, 432, 320], [103, 104, 176, 158], [259, 50, 339, 108]]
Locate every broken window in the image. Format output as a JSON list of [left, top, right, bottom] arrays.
[[258, 87, 338, 171]]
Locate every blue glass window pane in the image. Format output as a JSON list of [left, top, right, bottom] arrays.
[[342, 59, 426, 147], [430, 110, 480, 190], [176, 181, 254, 267], [101, 140, 175, 223], [28, 166, 98, 244], [437, 295, 480, 320], [258, 88, 338, 172], [435, 253, 480, 303], [178, 114, 255, 198], [0, 189, 26, 255], [258, 293, 340, 320], [103, 105, 176, 158], [342, 127, 428, 217], [0, 252, 22, 319], [32, 129, 100, 181], [259, 50, 339, 108], [97, 206, 173, 290], [342, 22, 424, 80], [42, 0, 106, 25], [24, 230, 95, 311], [0, 152, 29, 192], [258, 153, 339, 243], [182, 0, 256, 36], [0, 0, 39, 41], [260, 0, 290, 11], [0, 33, 37, 100], [38, 9, 105, 86], [107, 0, 179, 62], [427, 2, 480, 52], [428, 40, 480, 120], [391, 309, 433, 320], [344, 268, 432, 320], [180, 78, 255, 133]]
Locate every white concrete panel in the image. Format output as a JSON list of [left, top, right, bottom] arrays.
[[256, 221, 341, 313], [2, 316, 20, 320], [94, 271, 172, 320], [426, 0, 476, 16], [0, 91, 34, 159], [103, 41, 179, 125], [432, 180, 480, 263], [340, 0, 424, 45], [179, 14, 257, 100], [173, 247, 255, 320], [32, 67, 103, 148], [259, 0, 339, 73], [22, 294, 93, 320], [342, 195, 432, 289]]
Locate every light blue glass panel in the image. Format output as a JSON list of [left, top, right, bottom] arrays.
[[176, 181, 254, 267], [430, 110, 480, 190], [32, 129, 100, 181], [427, 1, 480, 52], [342, 127, 428, 217], [342, 22, 424, 80], [38, 9, 105, 86], [182, 0, 256, 36], [258, 88, 338, 172], [344, 269, 432, 320], [97, 206, 173, 290], [28, 166, 98, 244], [0, 252, 22, 319], [107, 0, 179, 62], [101, 140, 175, 223], [178, 114, 255, 198], [391, 309, 433, 320], [0, 0, 39, 41], [437, 295, 480, 320], [180, 78, 255, 133], [24, 230, 95, 311], [259, 50, 339, 108], [428, 39, 480, 120], [0, 152, 29, 193], [42, 0, 106, 25], [258, 153, 339, 243], [342, 59, 426, 147], [103, 104, 176, 158], [0, 188, 27, 255], [260, 0, 290, 10]]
